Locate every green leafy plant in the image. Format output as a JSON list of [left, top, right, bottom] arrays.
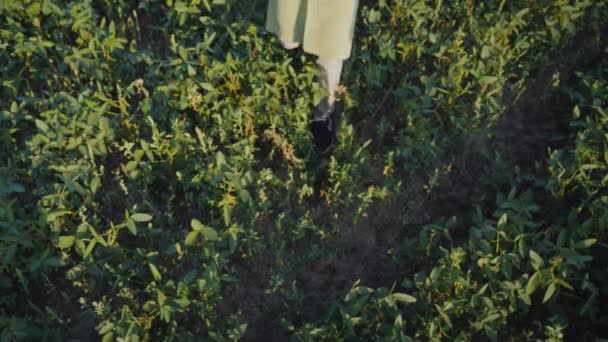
[[1, 0, 607, 340]]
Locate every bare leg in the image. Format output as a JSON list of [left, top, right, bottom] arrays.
[[314, 57, 343, 121], [280, 40, 301, 50]]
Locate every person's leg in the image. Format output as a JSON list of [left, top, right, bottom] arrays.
[[314, 57, 343, 122], [310, 57, 343, 153], [304, 0, 358, 152], [267, 0, 358, 152], [281, 40, 300, 50]]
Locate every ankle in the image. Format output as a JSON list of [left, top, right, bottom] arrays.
[[280, 40, 300, 50]]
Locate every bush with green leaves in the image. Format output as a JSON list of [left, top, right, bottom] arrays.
[[1, 0, 607, 340]]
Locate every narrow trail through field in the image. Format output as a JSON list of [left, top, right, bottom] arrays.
[[225, 33, 604, 341]]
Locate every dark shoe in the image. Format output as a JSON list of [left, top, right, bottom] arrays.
[[311, 101, 345, 153], [311, 118, 334, 154]]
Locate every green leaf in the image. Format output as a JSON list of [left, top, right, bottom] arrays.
[[515, 8, 530, 18], [127, 219, 137, 236], [191, 219, 219, 241], [108, 20, 116, 36], [35, 119, 49, 132], [497, 213, 508, 227], [580, 164, 599, 171], [182, 270, 198, 283], [157, 290, 166, 305], [525, 272, 540, 295], [219, 274, 238, 282], [83, 240, 97, 259], [66, 265, 85, 281], [46, 211, 71, 223], [149, 263, 162, 282], [125, 161, 138, 172], [574, 238, 597, 249], [393, 314, 404, 333], [89, 225, 108, 247], [561, 248, 593, 268], [201, 82, 215, 91], [184, 231, 199, 246], [58, 236, 75, 249], [543, 283, 556, 303], [101, 332, 114, 342], [98, 322, 114, 335], [178, 46, 188, 61], [174, 298, 191, 309], [480, 76, 498, 85], [191, 219, 204, 231], [482, 313, 501, 323], [223, 206, 231, 227], [392, 293, 417, 304], [556, 278, 574, 290], [481, 46, 491, 59], [573, 105, 581, 118], [484, 325, 498, 342], [202, 225, 219, 241], [99, 117, 111, 133], [141, 140, 154, 161], [131, 213, 153, 222], [529, 250, 544, 271], [187, 64, 196, 76], [518, 291, 531, 306], [90, 176, 101, 193]]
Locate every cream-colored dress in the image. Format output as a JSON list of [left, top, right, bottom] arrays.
[[266, 0, 359, 60]]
